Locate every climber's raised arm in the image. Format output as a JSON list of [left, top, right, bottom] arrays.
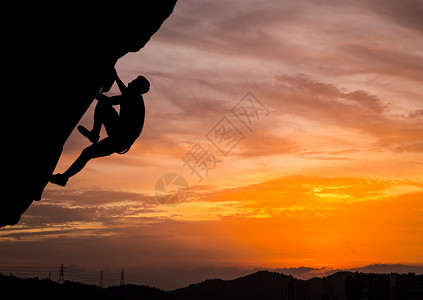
[[114, 70, 128, 94]]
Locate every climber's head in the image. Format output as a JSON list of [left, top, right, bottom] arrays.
[[128, 76, 150, 94]]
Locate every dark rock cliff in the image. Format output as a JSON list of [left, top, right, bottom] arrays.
[[2, 2, 178, 227]]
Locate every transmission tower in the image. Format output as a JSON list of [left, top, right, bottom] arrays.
[[100, 270, 103, 288], [120, 269, 125, 286], [58, 264, 64, 284]]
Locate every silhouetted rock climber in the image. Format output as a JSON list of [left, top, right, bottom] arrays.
[[50, 70, 150, 187]]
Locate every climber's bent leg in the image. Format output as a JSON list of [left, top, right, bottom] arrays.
[[78, 102, 119, 144], [92, 102, 119, 138]]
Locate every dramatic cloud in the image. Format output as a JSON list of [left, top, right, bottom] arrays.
[[367, 0, 423, 34]]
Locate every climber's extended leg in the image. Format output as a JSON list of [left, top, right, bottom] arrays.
[[50, 137, 117, 186]]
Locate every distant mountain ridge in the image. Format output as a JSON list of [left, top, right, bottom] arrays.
[[348, 263, 423, 274], [257, 263, 423, 280]]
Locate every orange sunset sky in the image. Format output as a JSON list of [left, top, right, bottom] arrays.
[[1, 0, 422, 290]]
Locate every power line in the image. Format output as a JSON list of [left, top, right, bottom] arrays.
[[58, 264, 64, 284], [120, 270, 125, 286], [0, 265, 174, 290]]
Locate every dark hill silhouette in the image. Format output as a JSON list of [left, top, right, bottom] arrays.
[[0, 273, 169, 300], [2, 270, 422, 299], [171, 270, 423, 300], [2, 1, 178, 227], [171, 270, 305, 300]]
